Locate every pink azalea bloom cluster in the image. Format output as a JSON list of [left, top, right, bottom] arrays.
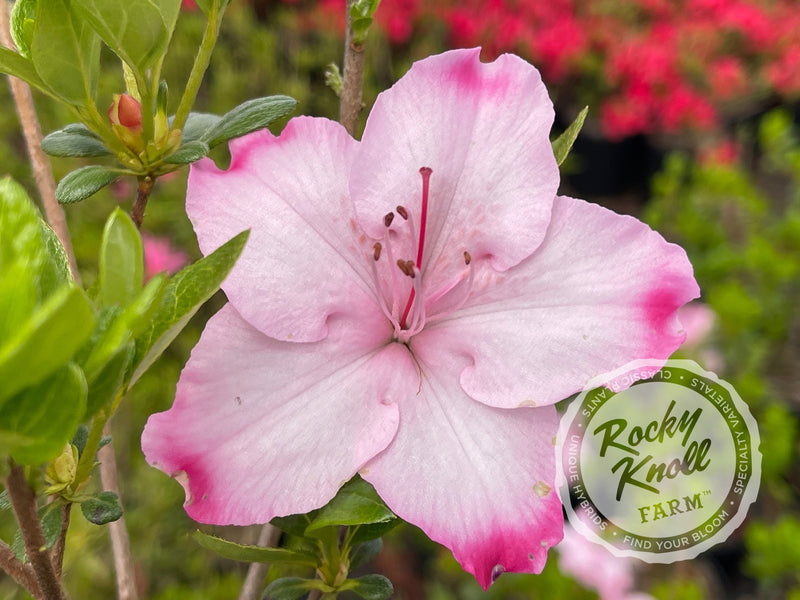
[[558, 525, 654, 600], [142, 233, 189, 281], [290, 0, 800, 139], [142, 49, 698, 588]]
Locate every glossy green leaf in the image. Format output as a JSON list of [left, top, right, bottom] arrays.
[[31, 0, 100, 104], [0, 47, 50, 96], [0, 285, 94, 408], [56, 166, 123, 204], [201, 96, 296, 148], [130, 230, 249, 384], [73, 0, 181, 72], [349, 538, 382, 570], [341, 575, 393, 600], [179, 112, 222, 143], [270, 514, 314, 538], [552, 106, 588, 167], [98, 208, 143, 307], [84, 341, 133, 419], [263, 578, 326, 600], [81, 275, 167, 382], [306, 476, 395, 532], [0, 362, 87, 465], [80, 491, 123, 525], [162, 140, 210, 164], [0, 177, 47, 278], [350, 518, 400, 545], [10, 0, 36, 58], [192, 531, 318, 566], [42, 127, 111, 158]]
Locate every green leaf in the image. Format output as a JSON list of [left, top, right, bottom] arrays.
[[80, 491, 123, 525], [10, 0, 36, 58], [552, 106, 588, 167], [56, 166, 124, 204], [130, 230, 249, 384], [85, 341, 133, 419], [38, 223, 72, 297], [350, 518, 400, 545], [263, 578, 325, 600], [191, 531, 318, 566], [179, 112, 222, 143], [82, 275, 167, 382], [98, 208, 144, 307], [72, 424, 89, 457], [201, 96, 296, 148], [349, 538, 382, 570], [0, 47, 50, 96], [0, 285, 94, 408], [0, 362, 87, 465], [31, 0, 100, 104], [73, 0, 181, 73], [162, 140, 210, 164], [306, 476, 395, 532], [42, 127, 111, 158], [270, 514, 314, 538], [0, 490, 9, 511], [341, 575, 393, 600]]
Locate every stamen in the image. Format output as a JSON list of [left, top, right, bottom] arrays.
[[397, 259, 415, 278], [464, 251, 471, 265], [399, 167, 433, 330], [368, 251, 399, 330], [373, 242, 382, 261], [396, 205, 409, 220], [383, 212, 395, 227]]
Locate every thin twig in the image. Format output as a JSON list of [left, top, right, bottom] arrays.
[[0, 0, 80, 282], [0, 539, 43, 599], [98, 424, 139, 600], [237, 524, 280, 600], [339, 0, 366, 137], [51, 502, 72, 580], [5, 463, 67, 600]]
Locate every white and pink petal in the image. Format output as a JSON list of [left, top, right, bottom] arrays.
[[361, 353, 563, 590], [414, 195, 700, 409], [351, 48, 559, 280], [186, 116, 379, 343], [141, 304, 413, 525]]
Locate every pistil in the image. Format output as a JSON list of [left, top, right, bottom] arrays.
[[399, 167, 432, 329]]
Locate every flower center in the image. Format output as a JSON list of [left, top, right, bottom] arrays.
[[368, 167, 474, 344]]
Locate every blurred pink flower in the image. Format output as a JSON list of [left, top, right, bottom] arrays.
[[142, 234, 188, 281], [142, 49, 698, 589], [558, 525, 654, 600]]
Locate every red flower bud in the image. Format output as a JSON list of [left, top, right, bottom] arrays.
[[108, 94, 142, 131]]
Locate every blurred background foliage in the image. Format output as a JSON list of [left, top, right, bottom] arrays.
[[1, 0, 799, 598]]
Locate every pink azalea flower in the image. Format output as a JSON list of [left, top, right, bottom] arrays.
[[142, 233, 188, 281], [141, 49, 698, 588], [558, 525, 654, 600]]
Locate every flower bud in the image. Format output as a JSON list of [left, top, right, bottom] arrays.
[[108, 93, 143, 132], [44, 444, 79, 495]]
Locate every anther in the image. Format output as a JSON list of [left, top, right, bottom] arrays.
[[396, 205, 409, 220], [396, 259, 415, 278], [383, 212, 395, 227], [464, 251, 471, 265], [373, 242, 382, 261]]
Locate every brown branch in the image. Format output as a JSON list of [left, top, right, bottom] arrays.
[[338, 0, 365, 137], [4, 463, 66, 600], [131, 177, 154, 229], [0, 538, 43, 599], [98, 425, 139, 600], [237, 524, 280, 600], [0, 0, 80, 282]]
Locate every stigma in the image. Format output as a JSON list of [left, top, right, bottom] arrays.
[[368, 167, 475, 343]]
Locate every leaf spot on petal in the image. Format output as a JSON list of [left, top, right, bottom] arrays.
[[533, 481, 551, 498], [528, 552, 535, 560], [551, 436, 558, 446], [234, 396, 242, 405], [517, 399, 537, 408], [540, 540, 548, 548]]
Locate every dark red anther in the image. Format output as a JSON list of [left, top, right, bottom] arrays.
[[373, 242, 382, 261], [464, 251, 471, 265], [396, 259, 415, 278], [383, 212, 395, 227], [396, 205, 409, 220]]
